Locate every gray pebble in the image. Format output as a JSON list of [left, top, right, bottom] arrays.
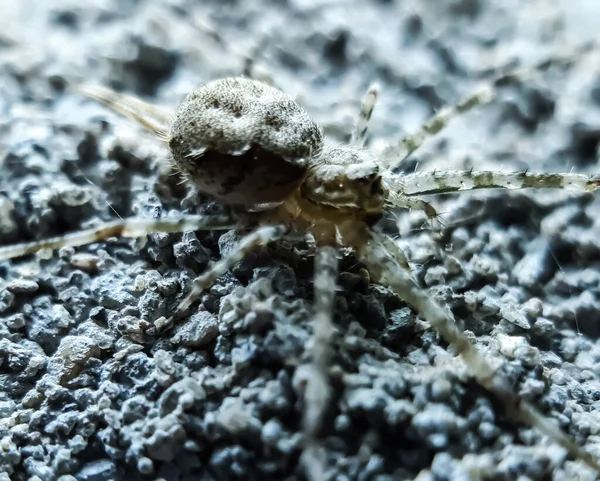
[[137, 456, 154, 475], [171, 311, 219, 347], [261, 418, 284, 447], [6, 279, 39, 294], [74, 459, 117, 481], [430, 378, 452, 403]]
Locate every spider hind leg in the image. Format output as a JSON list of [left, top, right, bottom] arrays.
[[356, 229, 600, 474]]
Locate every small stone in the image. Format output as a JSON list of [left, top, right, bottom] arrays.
[[218, 398, 258, 434], [521, 297, 543, 320], [430, 378, 452, 403], [75, 459, 117, 481], [385, 400, 417, 425], [48, 335, 102, 383], [261, 419, 283, 446], [533, 317, 555, 338], [334, 414, 351, 431], [173, 231, 209, 270], [6, 279, 39, 294], [424, 265, 448, 286], [21, 390, 44, 409], [6, 314, 25, 330], [497, 333, 540, 366], [345, 388, 390, 413], [170, 311, 219, 347], [137, 457, 154, 475], [0, 401, 15, 417], [499, 302, 530, 330], [381, 308, 415, 349], [70, 253, 99, 273]]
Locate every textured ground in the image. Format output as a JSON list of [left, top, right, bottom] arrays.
[[1, 0, 600, 480]]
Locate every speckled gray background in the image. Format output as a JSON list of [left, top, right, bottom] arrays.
[[2, 0, 600, 480]]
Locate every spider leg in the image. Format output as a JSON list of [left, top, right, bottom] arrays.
[[385, 190, 445, 235], [168, 224, 289, 323], [356, 229, 600, 473], [294, 245, 339, 481], [385, 170, 600, 197], [386, 191, 439, 220], [0, 215, 237, 261], [380, 37, 598, 171], [350, 83, 379, 147], [76, 85, 173, 140], [381, 85, 494, 167]]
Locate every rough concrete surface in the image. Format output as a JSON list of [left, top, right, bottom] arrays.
[[1, 0, 600, 480]]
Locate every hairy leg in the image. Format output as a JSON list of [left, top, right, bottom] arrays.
[[380, 37, 598, 171], [0, 215, 236, 261], [76, 85, 173, 140], [381, 86, 494, 167], [356, 229, 600, 473], [350, 83, 379, 147], [385, 170, 600, 197], [294, 246, 339, 481], [384, 190, 445, 236], [385, 190, 438, 219], [168, 224, 289, 323]]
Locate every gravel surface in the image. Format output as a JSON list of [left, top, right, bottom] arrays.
[[2, 1, 600, 480]]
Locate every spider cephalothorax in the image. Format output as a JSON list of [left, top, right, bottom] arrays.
[[303, 146, 387, 214], [3, 40, 600, 479]]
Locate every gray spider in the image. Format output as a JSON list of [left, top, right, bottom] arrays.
[[1, 39, 600, 478]]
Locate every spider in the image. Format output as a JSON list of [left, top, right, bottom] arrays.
[[2, 38, 600, 478]]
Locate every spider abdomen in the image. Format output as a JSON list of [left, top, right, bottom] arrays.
[[169, 77, 323, 205]]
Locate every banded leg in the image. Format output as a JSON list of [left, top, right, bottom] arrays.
[[380, 37, 598, 171], [386, 190, 438, 219], [381, 86, 494, 167], [76, 85, 173, 140], [350, 83, 379, 147], [294, 246, 339, 481], [0, 215, 237, 261], [169, 224, 289, 322], [385, 170, 600, 197], [357, 230, 600, 473]]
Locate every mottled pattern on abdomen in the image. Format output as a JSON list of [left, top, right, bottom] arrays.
[[169, 77, 322, 205]]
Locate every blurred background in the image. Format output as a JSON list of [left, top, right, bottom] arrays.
[[3, 0, 600, 175]]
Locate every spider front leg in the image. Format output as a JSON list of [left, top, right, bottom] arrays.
[[379, 37, 597, 171], [0, 215, 237, 261], [294, 246, 339, 481], [381, 85, 494, 167], [387, 170, 600, 196], [356, 229, 600, 474], [167, 224, 289, 326]]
